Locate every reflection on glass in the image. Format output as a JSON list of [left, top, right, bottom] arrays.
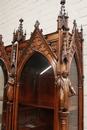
[[40, 65, 52, 75], [69, 57, 78, 130]]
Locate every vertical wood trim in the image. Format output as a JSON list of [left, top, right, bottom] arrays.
[[54, 87, 60, 130], [14, 83, 19, 130], [12, 84, 16, 130], [12, 82, 19, 130], [6, 103, 9, 130], [6, 102, 13, 130], [78, 87, 83, 130], [59, 112, 69, 130]]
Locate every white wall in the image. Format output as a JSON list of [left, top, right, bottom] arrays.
[[0, 0, 87, 129]]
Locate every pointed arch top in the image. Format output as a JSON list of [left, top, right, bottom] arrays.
[[17, 21, 57, 80], [67, 20, 83, 72]]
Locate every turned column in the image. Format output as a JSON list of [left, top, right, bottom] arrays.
[[59, 111, 69, 130]]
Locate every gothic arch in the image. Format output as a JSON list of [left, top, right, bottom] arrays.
[[18, 50, 56, 82]]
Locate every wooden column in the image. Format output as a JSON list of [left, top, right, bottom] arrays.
[[78, 83, 83, 130], [12, 82, 19, 130], [59, 111, 69, 130], [54, 85, 60, 130], [6, 102, 13, 130]]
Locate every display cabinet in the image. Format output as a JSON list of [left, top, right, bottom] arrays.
[[0, 0, 84, 130]]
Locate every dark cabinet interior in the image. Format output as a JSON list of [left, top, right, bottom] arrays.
[[18, 106, 54, 130], [18, 53, 55, 130]]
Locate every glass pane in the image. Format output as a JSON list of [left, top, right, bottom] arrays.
[[18, 53, 54, 130], [19, 52, 54, 108], [0, 60, 8, 130], [69, 57, 78, 130]]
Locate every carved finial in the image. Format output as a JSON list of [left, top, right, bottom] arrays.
[[12, 18, 26, 43], [80, 25, 84, 42], [13, 29, 15, 34], [73, 20, 77, 27], [41, 29, 43, 33], [0, 35, 2, 41], [60, 0, 66, 5], [18, 18, 24, 32], [81, 25, 83, 31], [24, 30, 26, 36], [58, 0, 69, 31], [19, 18, 24, 24], [34, 20, 40, 28]]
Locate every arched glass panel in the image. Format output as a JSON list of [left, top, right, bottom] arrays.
[[18, 53, 55, 129], [69, 57, 78, 130], [0, 60, 8, 130]]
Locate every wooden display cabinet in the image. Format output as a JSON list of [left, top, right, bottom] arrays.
[[0, 0, 84, 130]]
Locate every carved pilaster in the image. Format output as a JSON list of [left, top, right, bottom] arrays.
[[6, 102, 13, 130]]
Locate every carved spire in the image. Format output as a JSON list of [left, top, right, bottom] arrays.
[[80, 25, 84, 42], [18, 18, 24, 34], [10, 43, 16, 77], [0, 35, 3, 41], [73, 20, 77, 28], [57, 0, 69, 65], [57, 0, 69, 31], [12, 18, 26, 43], [72, 20, 77, 35]]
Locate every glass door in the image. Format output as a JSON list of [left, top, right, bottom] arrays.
[[18, 52, 55, 130], [69, 57, 78, 130], [0, 60, 8, 130]]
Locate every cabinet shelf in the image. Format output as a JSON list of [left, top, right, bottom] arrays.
[[20, 101, 54, 109], [19, 121, 47, 130]]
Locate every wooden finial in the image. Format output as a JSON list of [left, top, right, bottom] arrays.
[[73, 20, 77, 28], [34, 20, 40, 28], [0, 35, 2, 40], [60, 0, 66, 5], [19, 18, 24, 24]]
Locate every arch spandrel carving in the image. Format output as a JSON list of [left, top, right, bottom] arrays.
[[17, 22, 57, 80]]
